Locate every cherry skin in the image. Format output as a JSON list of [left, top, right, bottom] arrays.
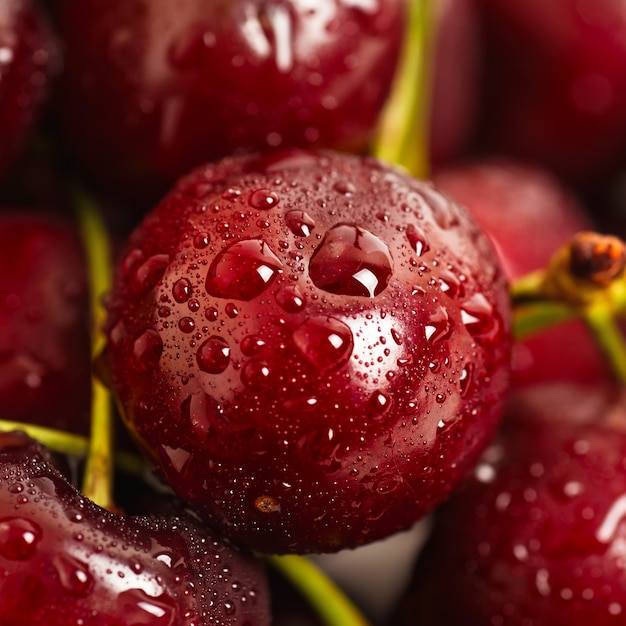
[[433, 159, 611, 387], [394, 383, 626, 625], [51, 0, 405, 202], [104, 149, 512, 554], [474, 0, 626, 187], [0, 431, 271, 626], [0, 0, 58, 178], [0, 211, 92, 435]]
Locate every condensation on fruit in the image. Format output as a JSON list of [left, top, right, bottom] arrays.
[[105, 150, 512, 554]]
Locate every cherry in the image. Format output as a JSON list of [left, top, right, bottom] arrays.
[[473, 0, 626, 187], [51, 0, 405, 202], [434, 159, 611, 387], [104, 149, 512, 554], [0, 211, 92, 435], [0, 430, 271, 625], [394, 383, 626, 625], [0, 0, 58, 179]]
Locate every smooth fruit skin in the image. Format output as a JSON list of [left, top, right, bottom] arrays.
[[51, 0, 404, 201], [434, 159, 611, 387], [104, 150, 512, 554], [0, 431, 271, 626], [474, 0, 626, 186], [0, 212, 92, 434], [0, 0, 58, 178], [394, 384, 626, 626]]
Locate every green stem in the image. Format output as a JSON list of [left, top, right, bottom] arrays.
[[267, 555, 371, 626], [0, 419, 146, 477], [513, 301, 576, 342], [373, 0, 433, 178], [73, 186, 116, 509], [584, 303, 626, 385]]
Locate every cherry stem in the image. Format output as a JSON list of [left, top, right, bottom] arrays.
[[511, 232, 626, 385], [372, 0, 433, 179], [73, 185, 116, 509], [0, 419, 145, 477], [266, 555, 371, 626]]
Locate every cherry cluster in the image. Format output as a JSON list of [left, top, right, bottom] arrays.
[[3, 0, 626, 625]]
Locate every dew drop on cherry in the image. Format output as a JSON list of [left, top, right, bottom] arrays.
[[275, 285, 306, 312], [0, 517, 41, 560], [406, 224, 430, 256], [206, 239, 283, 300], [196, 336, 231, 374], [240, 335, 266, 357], [133, 254, 169, 294], [193, 232, 210, 249], [249, 189, 280, 210], [116, 588, 177, 626], [241, 360, 272, 388], [309, 224, 393, 297], [172, 278, 192, 303], [424, 306, 452, 345], [178, 317, 195, 333], [53, 553, 93, 597], [292, 316, 353, 371], [461, 293, 498, 342], [285, 210, 315, 237], [133, 329, 163, 371]]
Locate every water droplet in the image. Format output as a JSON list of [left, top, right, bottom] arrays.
[[438, 269, 464, 299], [275, 285, 306, 312], [406, 224, 429, 256], [309, 224, 392, 297], [241, 360, 272, 387], [332, 181, 356, 195], [178, 317, 195, 333], [206, 239, 283, 300], [424, 306, 451, 344], [240, 335, 266, 356], [367, 391, 392, 418], [133, 329, 163, 370], [459, 363, 474, 397], [181, 392, 220, 437], [461, 294, 498, 341], [197, 336, 230, 374], [285, 210, 315, 237], [435, 393, 446, 404], [172, 278, 192, 303], [225, 303, 239, 318], [249, 188, 280, 210], [0, 517, 41, 560], [282, 395, 319, 414], [293, 316, 353, 371], [193, 232, 210, 249], [53, 553, 93, 597], [133, 254, 169, 294], [205, 306, 218, 321], [117, 588, 177, 625], [222, 188, 242, 201]]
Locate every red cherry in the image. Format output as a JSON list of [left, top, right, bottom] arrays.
[[104, 150, 512, 553], [395, 383, 626, 625], [434, 159, 611, 387], [0, 431, 271, 626], [51, 0, 405, 201], [0, 211, 92, 435], [0, 0, 58, 178]]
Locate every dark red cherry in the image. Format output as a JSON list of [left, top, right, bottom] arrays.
[[434, 159, 611, 387], [104, 150, 512, 554], [0, 431, 271, 626], [0, 212, 92, 435], [0, 0, 58, 178], [51, 0, 405, 201], [395, 383, 626, 626]]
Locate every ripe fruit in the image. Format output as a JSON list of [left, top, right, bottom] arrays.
[[434, 159, 611, 386], [0, 212, 92, 434], [0, 430, 271, 625], [0, 0, 58, 178], [394, 383, 626, 625], [104, 149, 512, 554], [474, 0, 626, 186], [51, 0, 404, 201]]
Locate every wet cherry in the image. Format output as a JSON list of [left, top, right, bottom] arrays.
[[104, 150, 512, 554], [0, 431, 271, 626], [0, 0, 58, 178], [51, 0, 405, 201], [395, 383, 626, 625]]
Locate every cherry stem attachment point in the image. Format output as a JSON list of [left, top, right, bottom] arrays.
[[73, 185, 116, 510], [511, 231, 626, 386], [266, 554, 371, 626]]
